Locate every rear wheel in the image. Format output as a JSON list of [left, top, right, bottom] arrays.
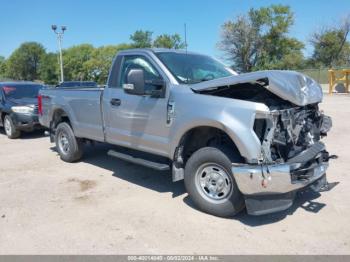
[[184, 147, 244, 217], [55, 122, 83, 162], [4, 115, 21, 139]]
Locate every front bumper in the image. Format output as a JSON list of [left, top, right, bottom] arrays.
[[232, 142, 330, 215], [11, 113, 42, 131], [232, 162, 328, 195]]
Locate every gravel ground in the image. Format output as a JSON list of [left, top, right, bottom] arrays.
[[0, 94, 349, 255]]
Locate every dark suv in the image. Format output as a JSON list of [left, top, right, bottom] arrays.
[[0, 82, 44, 138]]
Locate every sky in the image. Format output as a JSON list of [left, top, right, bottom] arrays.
[[0, 0, 349, 59]]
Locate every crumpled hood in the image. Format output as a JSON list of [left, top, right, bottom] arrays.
[[191, 70, 323, 106]]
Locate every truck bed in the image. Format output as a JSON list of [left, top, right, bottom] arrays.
[[39, 87, 105, 142]]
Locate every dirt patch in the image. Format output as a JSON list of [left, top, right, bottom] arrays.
[[74, 195, 90, 202], [67, 178, 97, 192]]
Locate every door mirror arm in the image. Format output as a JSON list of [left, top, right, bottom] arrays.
[[147, 79, 166, 98]]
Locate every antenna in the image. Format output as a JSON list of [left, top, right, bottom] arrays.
[[184, 23, 188, 53], [184, 23, 189, 83]]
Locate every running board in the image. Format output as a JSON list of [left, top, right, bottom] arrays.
[[107, 150, 170, 171]]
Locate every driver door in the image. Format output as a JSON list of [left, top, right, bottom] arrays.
[[103, 54, 170, 156]]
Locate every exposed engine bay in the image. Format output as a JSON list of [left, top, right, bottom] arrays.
[[191, 71, 334, 214], [258, 105, 332, 163], [196, 78, 332, 164]]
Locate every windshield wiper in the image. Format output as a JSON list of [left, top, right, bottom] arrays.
[[181, 78, 212, 84], [190, 79, 211, 84]]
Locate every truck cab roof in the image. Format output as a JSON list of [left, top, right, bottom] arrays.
[[117, 48, 200, 56]]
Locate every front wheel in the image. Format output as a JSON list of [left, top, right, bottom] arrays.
[[55, 122, 83, 162], [184, 147, 244, 217], [3, 115, 21, 139]]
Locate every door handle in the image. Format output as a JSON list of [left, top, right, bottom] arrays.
[[110, 98, 121, 106]]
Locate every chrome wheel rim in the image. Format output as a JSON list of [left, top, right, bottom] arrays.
[[4, 118, 11, 135], [195, 163, 233, 203], [58, 131, 70, 154]]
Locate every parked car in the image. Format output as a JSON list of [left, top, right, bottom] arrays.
[[39, 49, 333, 217], [0, 81, 44, 138], [56, 81, 98, 88]]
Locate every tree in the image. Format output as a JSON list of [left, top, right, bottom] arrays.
[[39, 52, 59, 85], [62, 44, 95, 81], [310, 16, 350, 67], [218, 5, 305, 72], [259, 36, 305, 70], [84, 44, 132, 84], [253, 5, 304, 70], [0, 56, 6, 79], [153, 34, 186, 49], [5, 42, 46, 80], [130, 30, 153, 48], [344, 44, 350, 65], [218, 15, 261, 72], [2, 29, 186, 83], [130, 30, 186, 49]]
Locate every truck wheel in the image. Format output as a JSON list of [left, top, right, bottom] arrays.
[[184, 147, 244, 217], [3, 115, 21, 139], [55, 122, 83, 162]]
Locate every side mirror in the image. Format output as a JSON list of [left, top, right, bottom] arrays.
[[123, 69, 145, 95]]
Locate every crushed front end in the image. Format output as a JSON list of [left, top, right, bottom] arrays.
[[233, 104, 333, 215], [193, 71, 334, 215]]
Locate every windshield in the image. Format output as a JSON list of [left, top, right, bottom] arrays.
[[2, 84, 42, 99], [156, 52, 234, 84]]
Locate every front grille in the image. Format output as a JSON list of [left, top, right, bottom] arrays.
[[33, 105, 39, 114]]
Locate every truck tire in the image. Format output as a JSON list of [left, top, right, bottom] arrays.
[[55, 122, 83, 162], [3, 115, 21, 139], [184, 147, 244, 217]]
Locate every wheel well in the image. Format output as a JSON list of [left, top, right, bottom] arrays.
[[174, 126, 244, 168], [0, 112, 6, 124], [1, 112, 10, 126], [51, 109, 71, 129]]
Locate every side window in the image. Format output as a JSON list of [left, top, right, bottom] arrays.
[[119, 55, 162, 92]]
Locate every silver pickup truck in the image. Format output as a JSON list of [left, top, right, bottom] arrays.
[[39, 48, 333, 217]]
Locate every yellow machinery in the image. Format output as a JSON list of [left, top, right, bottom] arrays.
[[328, 69, 350, 94]]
